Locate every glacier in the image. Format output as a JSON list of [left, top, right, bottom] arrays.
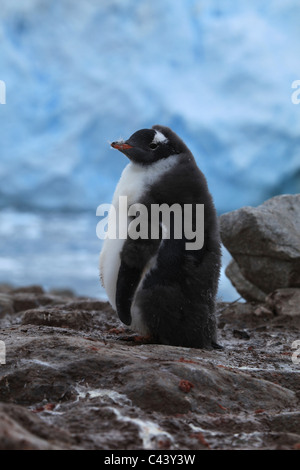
[[0, 0, 300, 300]]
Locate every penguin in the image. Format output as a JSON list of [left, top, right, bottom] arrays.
[[99, 125, 222, 349]]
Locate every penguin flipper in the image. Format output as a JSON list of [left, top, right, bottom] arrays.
[[116, 261, 141, 326], [116, 235, 160, 327]]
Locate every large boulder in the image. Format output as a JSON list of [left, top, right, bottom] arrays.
[[220, 194, 300, 300], [225, 259, 266, 302]]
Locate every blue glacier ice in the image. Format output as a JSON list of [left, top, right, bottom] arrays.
[[0, 1, 300, 300]]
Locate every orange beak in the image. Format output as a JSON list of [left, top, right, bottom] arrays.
[[111, 142, 133, 150]]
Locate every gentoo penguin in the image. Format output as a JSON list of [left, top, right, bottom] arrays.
[[99, 125, 221, 349]]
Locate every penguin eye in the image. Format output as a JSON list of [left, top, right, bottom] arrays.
[[149, 143, 158, 150]]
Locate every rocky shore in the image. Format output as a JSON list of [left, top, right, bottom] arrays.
[[0, 194, 299, 450], [0, 288, 299, 450]]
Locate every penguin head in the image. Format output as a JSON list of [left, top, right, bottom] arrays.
[[111, 125, 188, 165]]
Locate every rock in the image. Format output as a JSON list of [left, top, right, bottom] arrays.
[[0, 284, 13, 294], [0, 294, 14, 318], [0, 285, 300, 450], [233, 329, 251, 339], [266, 288, 300, 316], [220, 194, 300, 297], [10, 292, 78, 315], [225, 260, 266, 302], [267, 412, 300, 434], [12, 285, 45, 295], [0, 403, 72, 450], [48, 288, 75, 297], [12, 293, 40, 313], [20, 300, 118, 332]]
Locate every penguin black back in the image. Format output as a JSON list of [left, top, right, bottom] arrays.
[[101, 125, 222, 349]]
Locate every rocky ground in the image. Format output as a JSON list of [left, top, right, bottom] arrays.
[[0, 284, 299, 450]]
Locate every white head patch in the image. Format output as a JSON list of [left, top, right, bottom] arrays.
[[152, 130, 168, 145]]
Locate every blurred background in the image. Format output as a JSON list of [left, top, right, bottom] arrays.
[[0, 0, 299, 301]]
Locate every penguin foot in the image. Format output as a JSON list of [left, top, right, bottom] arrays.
[[108, 327, 127, 334], [116, 333, 153, 344]]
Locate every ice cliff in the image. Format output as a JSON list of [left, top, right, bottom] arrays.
[[0, 0, 299, 214], [1, 1, 300, 300]]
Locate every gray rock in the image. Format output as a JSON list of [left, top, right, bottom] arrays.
[[12, 285, 45, 295], [225, 260, 266, 302], [12, 293, 40, 313], [0, 403, 70, 450], [220, 194, 300, 297], [267, 411, 300, 434], [266, 288, 300, 316], [0, 284, 13, 294], [13, 292, 77, 313], [0, 294, 14, 318]]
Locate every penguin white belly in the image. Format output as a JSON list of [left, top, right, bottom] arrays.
[[99, 156, 179, 311], [99, 237, 124, 310], [99, 162, 145, 310]]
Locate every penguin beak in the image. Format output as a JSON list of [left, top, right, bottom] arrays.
[[111, 141, 133, 151]]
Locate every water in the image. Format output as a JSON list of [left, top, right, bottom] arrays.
[[0, 208, 237, 301], [0, 209, 102, 298]]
